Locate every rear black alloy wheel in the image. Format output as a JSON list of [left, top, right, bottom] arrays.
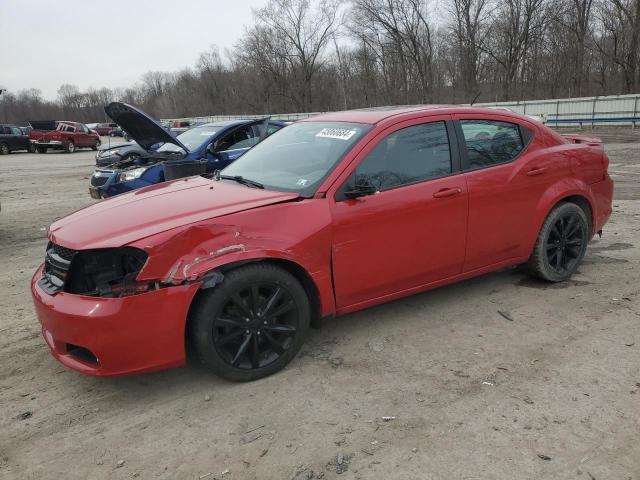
[[0, 142, 9, 155], [528, 202, 589, 282], [191, 264, 310, 381], [546, 213, 585, 274]]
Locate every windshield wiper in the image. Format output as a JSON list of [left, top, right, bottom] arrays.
[[212, 170, 264, 189]]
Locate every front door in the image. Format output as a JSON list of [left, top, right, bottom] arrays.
[[10, 127, 29, 150], [78, 124, 92, 147], [330, 117, 468, 309]]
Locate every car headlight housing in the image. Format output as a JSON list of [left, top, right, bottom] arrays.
[[66, 247, 152, 298], [117, 167, 147, 182]]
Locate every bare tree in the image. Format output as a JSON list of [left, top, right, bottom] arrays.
[[251, 0, 342, 110], [448, 0, 491, 100]]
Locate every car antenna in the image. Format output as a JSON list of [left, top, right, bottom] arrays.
[[470, 92, 481, 106]]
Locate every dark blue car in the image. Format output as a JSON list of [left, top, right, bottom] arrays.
[[89, 102, 287, 198]]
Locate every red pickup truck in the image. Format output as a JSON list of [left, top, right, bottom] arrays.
[[29, 121, 101, 153]]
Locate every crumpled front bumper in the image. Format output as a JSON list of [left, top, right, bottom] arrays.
[[31, 264, 200, 377]]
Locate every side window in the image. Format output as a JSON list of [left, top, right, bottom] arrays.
[[11, 127, 22, 135], [215, 126, 258, 152], [356, 121, 452, 191], [459, 120, 524, 169], [1, 126, 10, 134], [80, 124, 89, 133]]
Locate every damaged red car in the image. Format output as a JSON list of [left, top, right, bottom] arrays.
[[31, 106, 613, 381]]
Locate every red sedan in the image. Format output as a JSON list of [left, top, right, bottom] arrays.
[[31, 106, 613, 381]]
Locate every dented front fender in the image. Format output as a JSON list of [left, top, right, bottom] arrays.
[[128, 199, 337, 315]]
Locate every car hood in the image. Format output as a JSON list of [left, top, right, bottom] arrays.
[[104, 102, 188, 151], [49, 176, 299, 250]]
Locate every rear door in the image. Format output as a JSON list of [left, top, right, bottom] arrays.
[[454, 115, 568, 271], [0, 126, 11, 149]]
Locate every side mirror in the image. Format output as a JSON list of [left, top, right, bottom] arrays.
[[343, 180, 377, 199]]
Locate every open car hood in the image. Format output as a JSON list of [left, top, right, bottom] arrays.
[[104, 102, 189, 151]]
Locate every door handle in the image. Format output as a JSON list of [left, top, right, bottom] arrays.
[[433, 187, 462, 198], [527, 167, 548, 176]]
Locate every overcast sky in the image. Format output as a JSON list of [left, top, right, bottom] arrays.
[[0, 0, 268, 100]]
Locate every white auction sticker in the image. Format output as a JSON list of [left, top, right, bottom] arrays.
[[316, 128, 357, 140]]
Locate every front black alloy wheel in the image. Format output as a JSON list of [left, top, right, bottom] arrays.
[[528, 202, 589, 282], [190, 264, 310, 381]]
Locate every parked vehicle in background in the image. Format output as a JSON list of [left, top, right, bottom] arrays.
[[170, 120, 191, 135], [109, 126, 124, 137], [95, 139, 156, 167], [33, 105, 613, 381], [89, 102, 286, 198], [94, 123, 118, 136], [30, 121, 101, 153], [0, 124, 35, 154]]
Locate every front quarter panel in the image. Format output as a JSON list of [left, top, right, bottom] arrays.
[[130, 198, 336, 315]]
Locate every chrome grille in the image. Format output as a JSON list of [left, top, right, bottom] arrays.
[[39, 242, 77, 294]]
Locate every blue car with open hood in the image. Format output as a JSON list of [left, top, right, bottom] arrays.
[[89, 102, 287, 198]]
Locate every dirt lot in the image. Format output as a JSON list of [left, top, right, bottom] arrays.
[[1, 130, 639, 480]]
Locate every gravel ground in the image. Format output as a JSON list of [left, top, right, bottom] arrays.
[[1, 131, 639, 480]]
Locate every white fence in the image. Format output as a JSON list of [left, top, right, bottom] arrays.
[[164, 93, 640, 127]]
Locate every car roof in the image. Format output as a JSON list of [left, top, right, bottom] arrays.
[[200, 119, 288, 128], [303, 105, 529, 125]]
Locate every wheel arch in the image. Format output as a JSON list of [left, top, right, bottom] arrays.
[[557, 194, 593, 233], [525, 182, 597, 258], [186, 257, 324, 334]]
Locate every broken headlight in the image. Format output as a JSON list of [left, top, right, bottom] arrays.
[[67, 247, 152, 298]]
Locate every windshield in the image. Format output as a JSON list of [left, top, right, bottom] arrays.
[[222, 122, 371, 195], [157, 125, 220, 153]]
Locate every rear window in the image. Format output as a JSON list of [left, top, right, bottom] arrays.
[[460, 120, 525, 169]]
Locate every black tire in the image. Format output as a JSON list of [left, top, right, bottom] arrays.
[[527, 202, 589, 282], [36, 146, 47, 154], [190, 264, 310, 381], [28, 143, 36, 153], [0, 142, 9, 155], [64, 141, 75, 153], [92, 140, 100, 151]]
